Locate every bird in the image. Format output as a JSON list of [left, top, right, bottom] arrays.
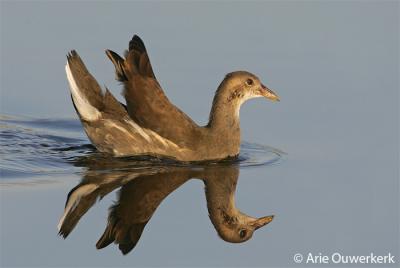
[[57, 156, 274, 254], [65, 35, 280, 162]]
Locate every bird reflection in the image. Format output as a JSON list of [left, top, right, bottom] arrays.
[[58, 154, 274, 254]]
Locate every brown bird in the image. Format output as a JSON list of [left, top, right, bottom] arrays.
[[65, 35, 279, 161]]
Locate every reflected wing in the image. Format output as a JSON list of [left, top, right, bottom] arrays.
[[106, 35, 201, 147], [96, 170, 192, 254], [57, 171, 141, 238], [58, 182, 99, 238]]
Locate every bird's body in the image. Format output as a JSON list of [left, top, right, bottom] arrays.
[[66, 35, 279, 161]]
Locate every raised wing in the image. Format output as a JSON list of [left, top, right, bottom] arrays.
[[66, 50, 128, 122], [66, 51, 193, 159], [106, 35, 201, 147]]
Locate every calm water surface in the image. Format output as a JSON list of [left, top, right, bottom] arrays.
[[1, 116, 288, 266], [1, 112, 397, 266]]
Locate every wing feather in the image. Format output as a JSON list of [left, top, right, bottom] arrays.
[[106, 35, 201, 147]]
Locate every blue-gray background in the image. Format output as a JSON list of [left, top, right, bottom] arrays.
[[0, 1, 398, 267]]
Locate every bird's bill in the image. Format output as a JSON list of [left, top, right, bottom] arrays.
[[260, 84, 280, 102], [250, 215, 274, 230]]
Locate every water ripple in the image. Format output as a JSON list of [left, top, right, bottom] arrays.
[[0, 116, 285, 184]]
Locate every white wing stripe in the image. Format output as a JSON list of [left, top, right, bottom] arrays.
[[65, 63, 101, 121]]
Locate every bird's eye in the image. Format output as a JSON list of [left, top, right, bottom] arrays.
[[239, 229, 247, 238], [245, 78, 254, 86]]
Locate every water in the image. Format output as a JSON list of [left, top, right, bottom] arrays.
[[1, 113, 397, 266], [0, 116, 284, 181], [1, 2, 398, 267], [0, 116, 287, 265]]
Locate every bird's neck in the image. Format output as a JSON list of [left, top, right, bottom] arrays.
[[204, 172, 240, 223], [208, 89, 240, 130], [206, 92, 241, 155], [208, 102, 240, 129]]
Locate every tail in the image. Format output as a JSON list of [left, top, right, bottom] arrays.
[[105, 35, 156, 82], [65, 51, 127, 121]]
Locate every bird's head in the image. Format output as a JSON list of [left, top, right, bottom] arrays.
[[208, 71, 279, 126], [220, 71, 280, 105], [213, 211, 274, 243]]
